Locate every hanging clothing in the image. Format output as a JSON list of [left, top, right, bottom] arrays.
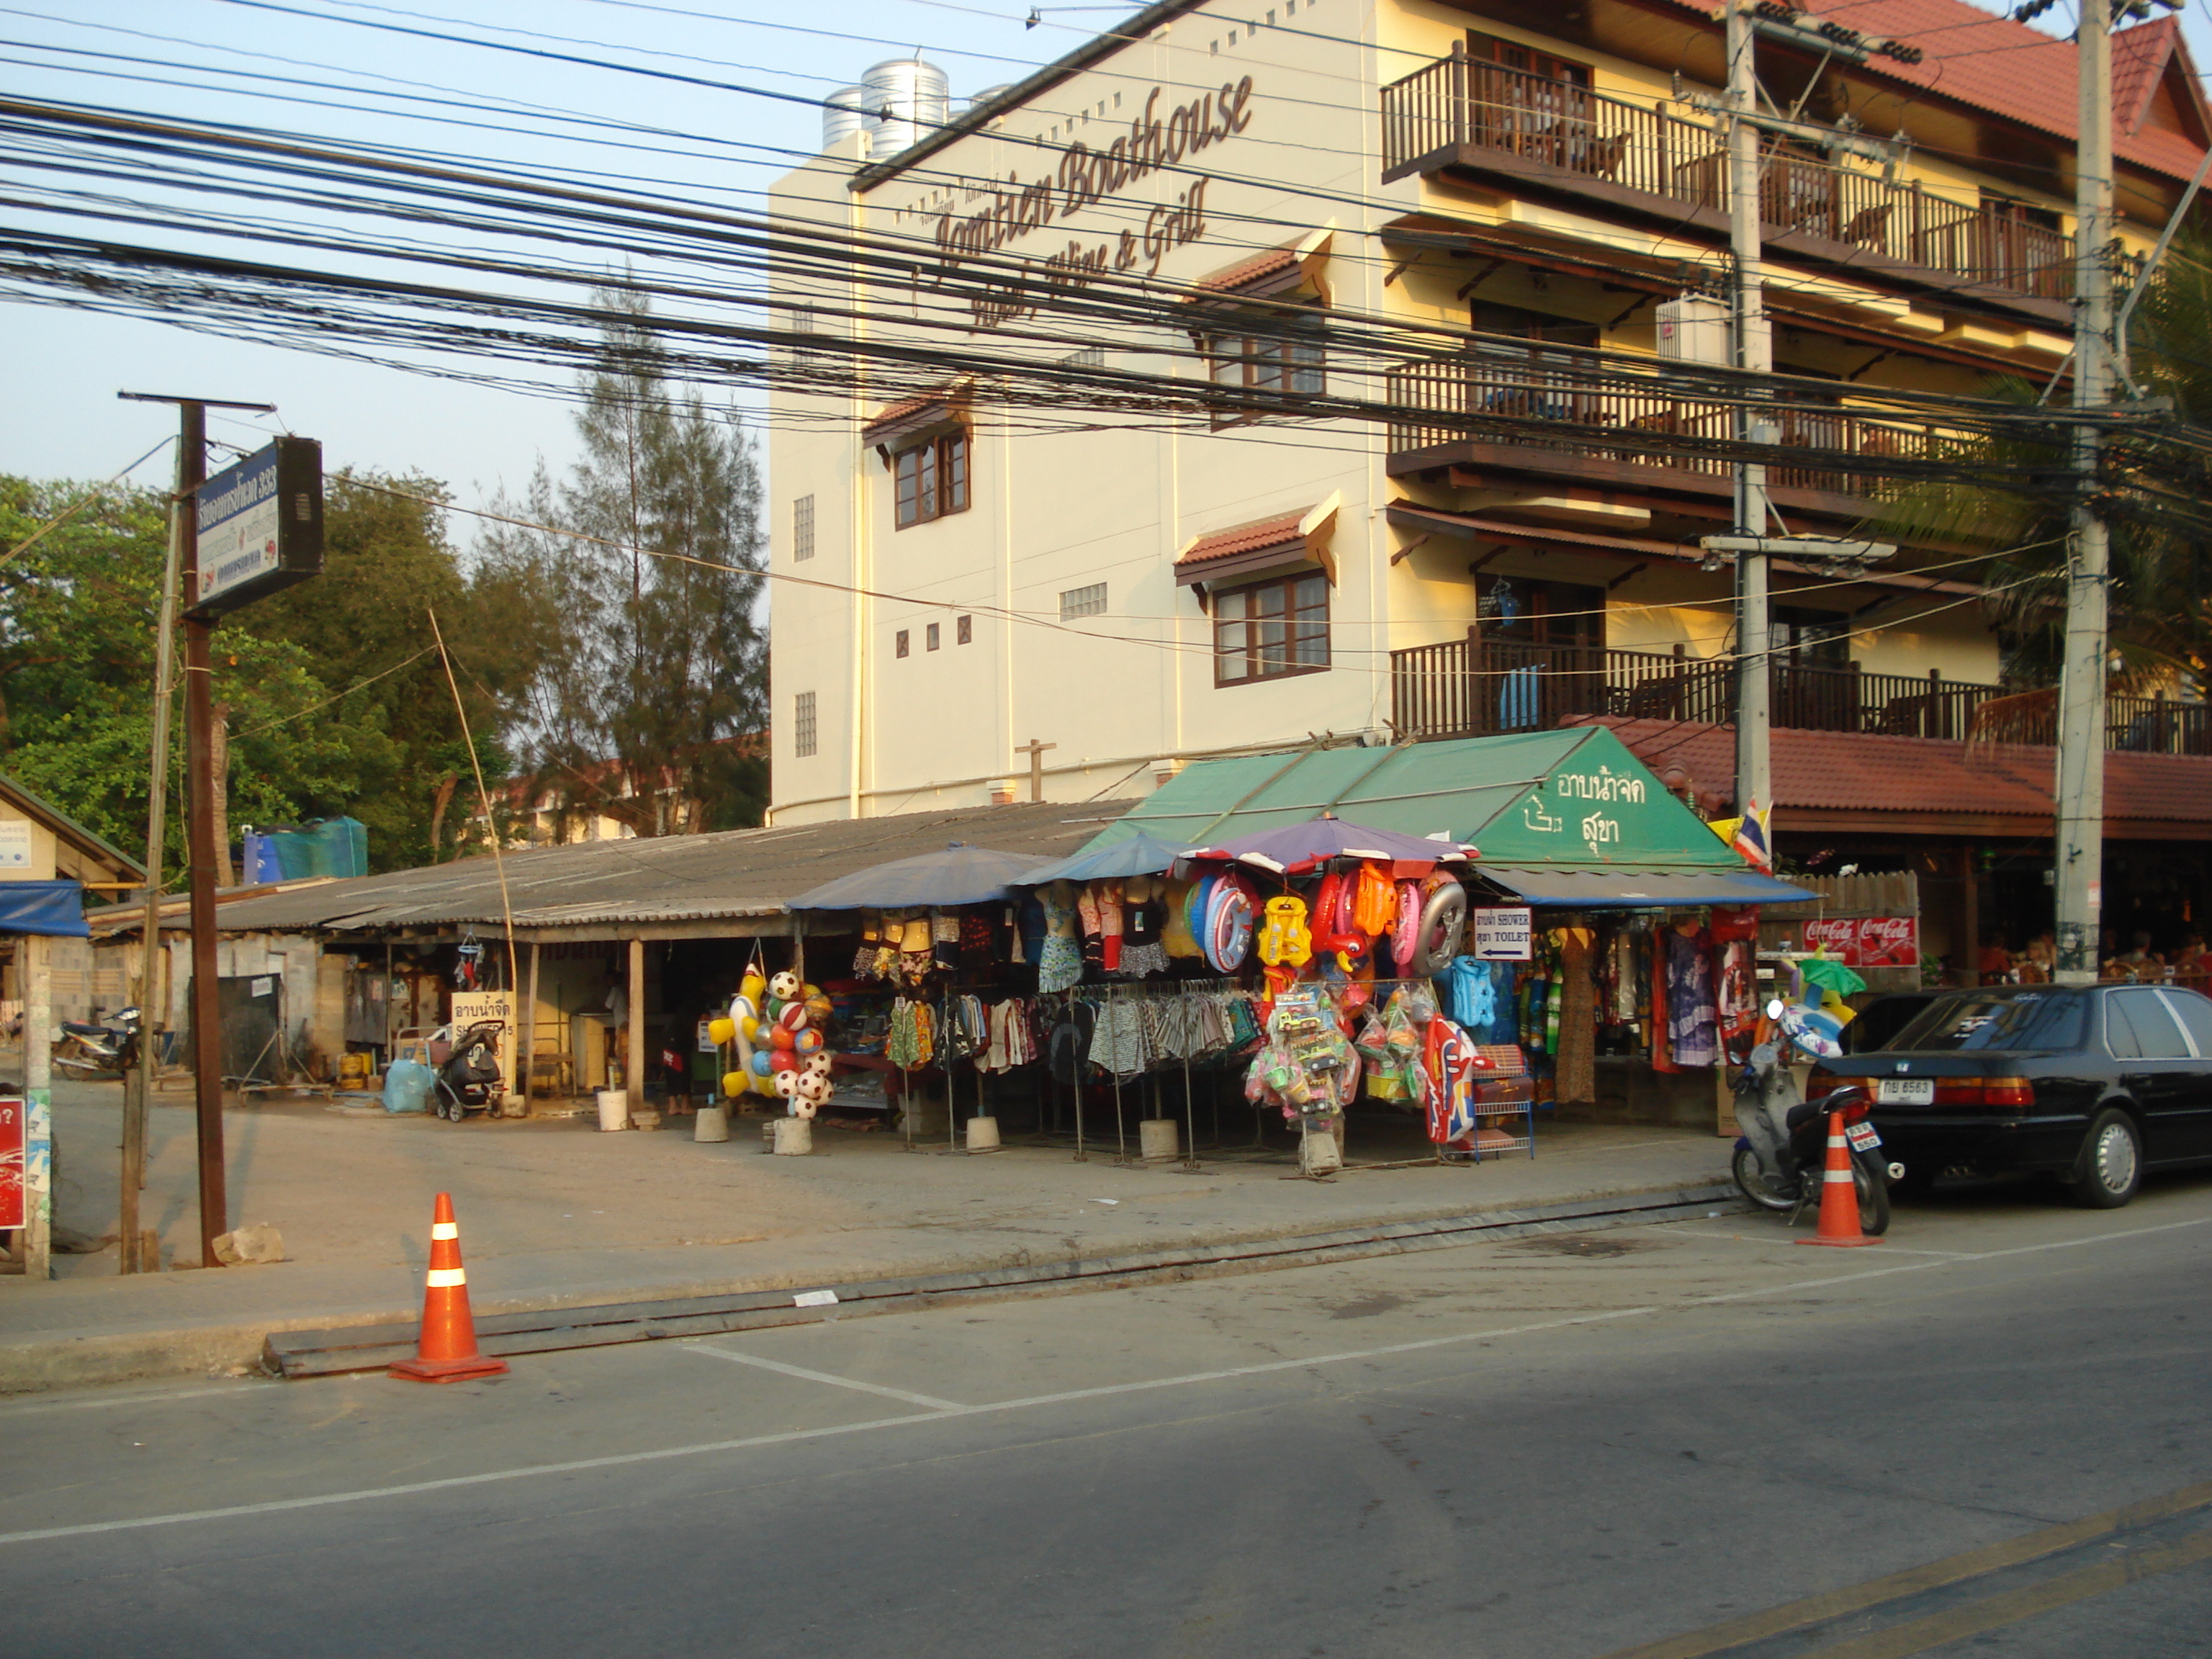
[[1089, 997, 1148, 1078], [1664, 925, 1719, 1068], [1040, 881, 1084, 994]]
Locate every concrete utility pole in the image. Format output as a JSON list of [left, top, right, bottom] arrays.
[[1725, 0, 1776, 821], [2053, 4, 2114, 982], [117, 391, 275, 1266]]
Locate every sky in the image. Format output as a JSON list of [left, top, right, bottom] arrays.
[[6, 0, 2210, 525], [1, 0, 1111, 515]]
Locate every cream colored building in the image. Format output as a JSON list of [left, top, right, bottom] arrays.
[[767, 0, 2208, 825]]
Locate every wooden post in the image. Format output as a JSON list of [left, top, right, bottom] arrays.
[[1015, 737, 1056, 802], [624, 936, 645, 1110], [22, 934, 51, 1281], [520, 940, 540, 1105], [1959, 842, 1981, 989]]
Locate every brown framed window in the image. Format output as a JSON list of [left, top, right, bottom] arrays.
[[926, 621, 941, 651], [1205, 313, 1325, 424], [894, 428, 969, 529], [1214, 572, 1329, 685], [956, 614, 973, 644], [895, 629, 910, 658]]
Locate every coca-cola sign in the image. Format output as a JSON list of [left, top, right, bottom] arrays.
[[1802, 917, 1919, 968]]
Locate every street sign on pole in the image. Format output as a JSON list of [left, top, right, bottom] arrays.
[[189, 437, 323, 619]]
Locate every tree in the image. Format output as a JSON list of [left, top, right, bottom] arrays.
[[479, 287, 769, 837], [0, 475, 402, 878], [1871, 241, 2212, 703]]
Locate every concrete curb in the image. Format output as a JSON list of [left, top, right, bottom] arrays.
[[0, 1174, 1740, 1394]]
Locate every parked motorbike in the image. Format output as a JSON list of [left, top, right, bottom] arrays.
[[54, 1006, 142, 1078], [1731, 1004, 1894, 1236], [432, 1019, 508, 1121]]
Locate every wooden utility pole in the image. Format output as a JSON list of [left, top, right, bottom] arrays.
[[1015, 737, 1056, 803], [117, 391, 275, 1266]]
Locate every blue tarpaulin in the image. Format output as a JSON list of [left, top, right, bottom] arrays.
[[0, 881, 90, 938]]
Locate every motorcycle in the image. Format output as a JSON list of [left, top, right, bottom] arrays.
[[54, 1006, 142, 1078], [1731, 1001, 1894, 1236], [432, 1019, 509, 1122]]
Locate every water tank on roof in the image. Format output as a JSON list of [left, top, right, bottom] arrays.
[[862, 58, 950, 158], [966, 84, 1016, 117], [822, 86, 870, 150]]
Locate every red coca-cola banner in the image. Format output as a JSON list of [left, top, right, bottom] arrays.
[[1802, 917, 1920, 968]]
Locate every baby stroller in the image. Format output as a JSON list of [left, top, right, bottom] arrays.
[[433, 1019, 510, 1121]]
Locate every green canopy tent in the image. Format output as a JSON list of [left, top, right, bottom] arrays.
[[1086, 727, 1806, 907]]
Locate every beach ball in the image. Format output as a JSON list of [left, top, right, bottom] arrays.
[[749, 1050, 773, 1077]]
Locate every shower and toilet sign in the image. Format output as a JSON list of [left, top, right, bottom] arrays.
[[1471, 908, 1533, 961]]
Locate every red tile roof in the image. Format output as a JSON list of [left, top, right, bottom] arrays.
[[1588, 718, 2212, 827], [1654, 0, 2207, 184], [1192, 248, 1298, 294], [1178, 510, 1308, 566]]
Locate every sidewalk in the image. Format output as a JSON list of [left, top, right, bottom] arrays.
[[1, 1080, 1730, 1392]]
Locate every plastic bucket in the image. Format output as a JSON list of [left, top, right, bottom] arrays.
[[1139, 1118, 1179, 1161], [965, 1115, 1002, 1153], [595, 1089, 629, 1131]]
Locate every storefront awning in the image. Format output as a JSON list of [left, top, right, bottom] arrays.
[[1475, 864, 1811, 908]]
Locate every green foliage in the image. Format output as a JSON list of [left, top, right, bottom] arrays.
[[477, 285, 769, 837], [0, 465, 554, 879]]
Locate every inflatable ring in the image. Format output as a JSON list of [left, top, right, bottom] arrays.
[[1390, 881, 1423, 975], [1204, 878, 1255, 974], [707, 1016, 736, 1048], [1410, 881, 1469, 977]]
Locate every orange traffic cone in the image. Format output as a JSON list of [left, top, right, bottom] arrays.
[[1799, 1108, 1883, 1249], [390, 1193, 511, 1382]]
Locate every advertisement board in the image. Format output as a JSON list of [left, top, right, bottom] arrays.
[[0, 1096, 23, 1231], [190, 436, 323, 618], [1802, 917, 1920, 968], [1470, 907, 1534, 961]]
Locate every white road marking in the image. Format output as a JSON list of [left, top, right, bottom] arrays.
[[0, 1382, 279, 1417], [0, 1213, 2202, 1549], [685, 1344, 966, 1411]]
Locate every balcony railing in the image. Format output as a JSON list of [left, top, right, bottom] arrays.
[[1387, 351, 1939, 493], [1380, 53, 2080, 303], [1389, 637, 2212, 755]]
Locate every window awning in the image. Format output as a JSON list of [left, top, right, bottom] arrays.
[[1474, 864, 1810, 908], [862, 384, 968, 454], [1178, 496, 1340, 589]]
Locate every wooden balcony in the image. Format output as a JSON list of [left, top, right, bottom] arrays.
[[1389, 637, 2212, 755], [1380, 52, 2082, 322], [1386, 352, 1938, 508]]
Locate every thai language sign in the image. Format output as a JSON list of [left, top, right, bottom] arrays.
[[1470, 907, 1534, 961], [191, 436, 323, 618], [1802, 916, 1920, 968]]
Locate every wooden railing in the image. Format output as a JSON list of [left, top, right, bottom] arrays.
[[1392, 637, 2029, 742], [2110, 693, 2212, 756], [1380, 51, 2081, 302], [1386, 353, 1938, 492]]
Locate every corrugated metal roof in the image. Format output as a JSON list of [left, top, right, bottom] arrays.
[[1085, 729, 1753, 870], [188, 800, 1136, 936]]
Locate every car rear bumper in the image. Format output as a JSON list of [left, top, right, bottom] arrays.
[[1869, 1114, 2089, 1177]]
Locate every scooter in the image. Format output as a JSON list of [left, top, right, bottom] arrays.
[[431, 1019, 509, 1121], [54, 1006, 142, 1077], [1730, 1002, 1894, 1236]]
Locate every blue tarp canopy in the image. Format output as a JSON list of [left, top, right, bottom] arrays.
[[0, 880, 90, 938], [1474, 864, 1809, 908], [1015, 832, 1192, 886], [786, 844, 1056, 911]]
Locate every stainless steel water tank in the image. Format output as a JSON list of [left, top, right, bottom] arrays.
[[965, 84, 1016, 120], [822, 86, 870, 150], [862, 58, 950, 158]]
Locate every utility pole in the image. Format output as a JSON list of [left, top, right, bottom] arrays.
[[1725, 0, 1776, 822], [2052, 4, 2114, 983], [117, 391, 274, 1267]]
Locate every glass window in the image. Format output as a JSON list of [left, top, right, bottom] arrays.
[[893, 430, 970, 529], [792, 691, 817, 757], [1060, 583, 1107, 620], [2109, 989, 2191, 1060], [1889, 992, 2085, 1053], [925, 621, 941, 651], [1215, 572, 1329, 685], [894, 629, 910, 658], [957, 614, 974, 644], [2159, 989, 2212, 1057], [1204, 310, 1326, 423], [792, 494, 815, 562]]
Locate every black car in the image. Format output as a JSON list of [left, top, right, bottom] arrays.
[[1809, 982, 2212, 1208]]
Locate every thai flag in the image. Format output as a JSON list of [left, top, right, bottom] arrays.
[[1733, 799, 1773, 871]]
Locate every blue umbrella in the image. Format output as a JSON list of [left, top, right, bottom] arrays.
[[786, 843, 1056, 910], [1015, 832, 1191, 887]]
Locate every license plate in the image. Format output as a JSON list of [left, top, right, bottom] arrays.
[[1846, 1121, 1881, 1152], [1878, 1078, 1935, 1105]]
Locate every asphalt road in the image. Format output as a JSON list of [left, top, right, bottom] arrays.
[[1, 1177, 2208, 1659]]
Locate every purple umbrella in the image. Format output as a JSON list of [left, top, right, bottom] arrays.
[[1189, 814, 1477, 877]]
